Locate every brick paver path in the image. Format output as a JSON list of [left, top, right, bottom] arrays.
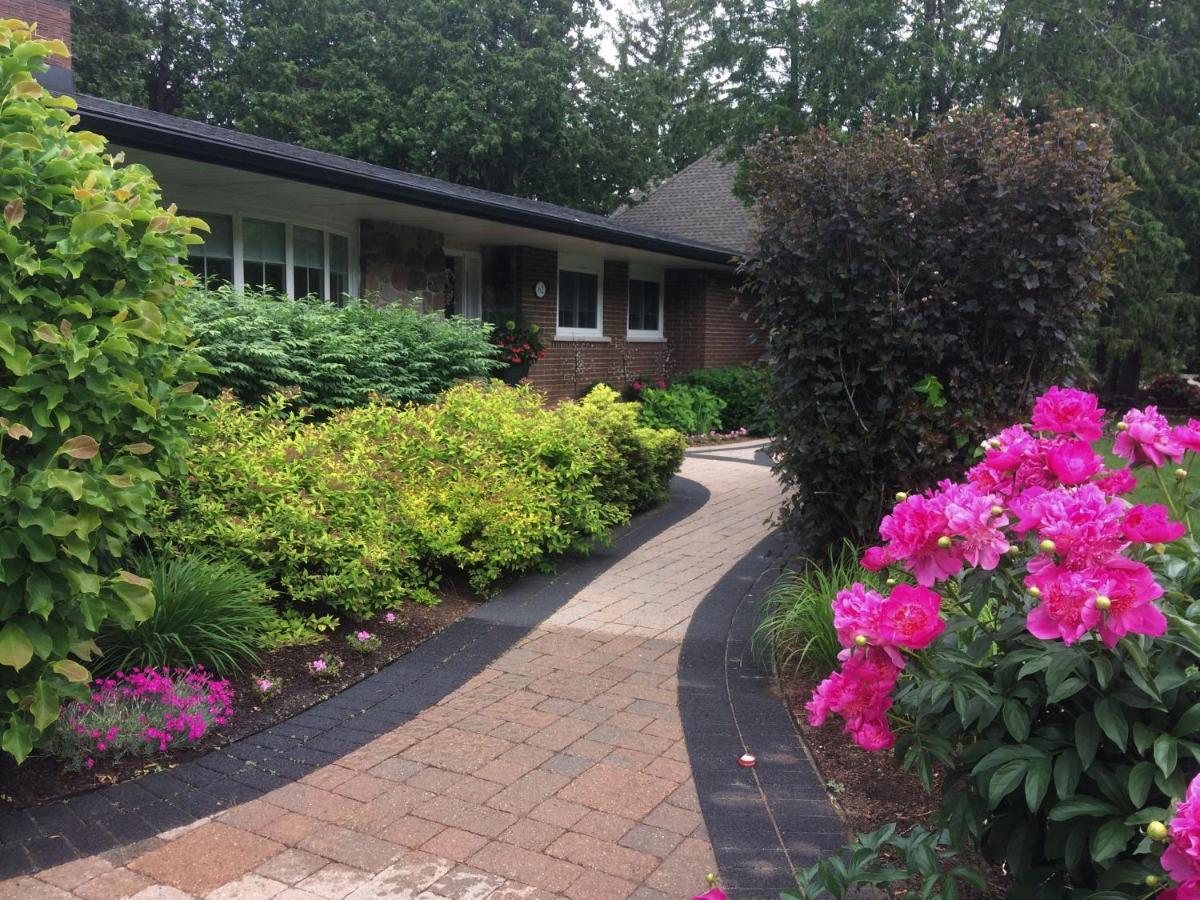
[[4, 443, 781, 900]]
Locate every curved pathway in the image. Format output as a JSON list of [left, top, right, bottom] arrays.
[[2, 442, 827, 900]]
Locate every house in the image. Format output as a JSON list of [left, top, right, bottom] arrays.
[[14, 1, 759, 402], [613, 153, 756, 256]]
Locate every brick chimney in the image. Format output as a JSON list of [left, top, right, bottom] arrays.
[[2, 1, 74, 91]]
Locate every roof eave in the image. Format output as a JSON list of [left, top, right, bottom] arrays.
[[77, 101, 738, 268]]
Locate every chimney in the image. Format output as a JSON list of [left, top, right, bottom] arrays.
[[2, 1, 74, 92]]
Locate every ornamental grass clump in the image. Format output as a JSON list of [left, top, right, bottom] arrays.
[[51, 668, 233, 772], [799, 387, 1200, 896]]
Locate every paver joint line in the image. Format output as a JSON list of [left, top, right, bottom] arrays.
[[4, 451, 797, 899]]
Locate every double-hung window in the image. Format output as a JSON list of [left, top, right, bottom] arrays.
[[557, 255, 603, 338], [627, 263, 664, 339], [183, 213, 234, 287], [242, 218, 287, 295]]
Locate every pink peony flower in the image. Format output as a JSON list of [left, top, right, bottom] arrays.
[[851, 718, 896, 751], [879, 584, 945, 652], [85, 757, 94, 769], [1163, 774, 1200, 887], [832, 583, 886, 650], [1159, 888, 1200, 900], [878, 493, 961, 586], [1114, 406, 1185, 467], [1175, 419, 1200, 454], [859, 546, 893, 571], [1045, 440, 1103, 486], [1122, 504, 1187, 544], [1025, 564, 1096, 645], [691, 890, 727, 900], [1017, 485, 1128, 570], [806, 647, 899, 743], [940, 482, 1010, 569], [1094, 468, 1138, 496], [1031, 387, 1105, 441], [1081, 557, 1167, 647]]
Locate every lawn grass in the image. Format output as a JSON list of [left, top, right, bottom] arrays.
[[1096, 436, 1197, 508]]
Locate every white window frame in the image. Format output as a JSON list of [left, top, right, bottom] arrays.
[[556, 253, 605, 340], [184, 207, 356, 300], [444, 248, 483, 319], [627, 262, 665, 340]]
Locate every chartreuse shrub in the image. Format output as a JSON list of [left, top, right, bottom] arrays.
[[637, 384, 724, 436], [0, 23, 206, 763], [185, 285, 499, 412], [568, 386, 686, 513], [744, 107, 1132, 553], [96, 553, 273, 677], [153, 383, 679, 616], [677, 365, 773, 434], [795, 388, 1200, 897]]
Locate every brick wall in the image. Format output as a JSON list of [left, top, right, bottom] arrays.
[[4, 1, 71, 67], [699, 271, 760, 368]]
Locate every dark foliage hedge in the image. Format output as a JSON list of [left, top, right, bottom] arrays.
[[677, 365, 774, 434], [743, 107, 1132, 550]]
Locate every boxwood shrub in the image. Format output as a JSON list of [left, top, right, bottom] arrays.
[[677, 365, 773, 434], [152, 383, 685, 617]]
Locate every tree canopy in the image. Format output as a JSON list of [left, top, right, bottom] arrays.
[[75, 0, 1199, 381]]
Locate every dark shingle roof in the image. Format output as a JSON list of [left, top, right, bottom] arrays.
[[613, 154, 755, 254], [73, 95, 738, 267]]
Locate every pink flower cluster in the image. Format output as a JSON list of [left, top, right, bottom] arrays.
[[1164, 774, 1200, 897], [57, 667, 233, 768], [823, 387, 1197, 752], [807, 582, 945, 750]]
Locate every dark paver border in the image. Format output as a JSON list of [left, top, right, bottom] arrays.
[[680, 531, 844, 898], [0, 477, 711, 880]]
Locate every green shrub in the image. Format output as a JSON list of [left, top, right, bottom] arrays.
[[569, 386, 686, 513], [152, 383, 682, 616], [0, 23, 207, 763], [96, 553, 273, 677], [186, 286, 499, 412], [637, 384, 725, 435], [755, 541, 885, 676], [743, 107, 1132, 553], [677, 365, 773, 434]]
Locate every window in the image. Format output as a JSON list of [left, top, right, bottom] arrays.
[[329, 234, 350, 302], [183, 213, 234, 287], [627, 264, 664, 338], [557, 256, 603, 337], [293, 226, 325, 299], [242, 218, 286, 294]]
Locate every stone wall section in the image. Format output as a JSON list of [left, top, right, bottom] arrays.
[[360, 220, 448, 313]]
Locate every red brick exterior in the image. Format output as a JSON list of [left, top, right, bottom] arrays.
[[517, 247, 758, 402], [4, 0, 72, 67]]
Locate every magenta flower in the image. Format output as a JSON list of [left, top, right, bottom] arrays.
[[1122, 504, 1187, 544], [691, 890, 728, 900], [1164, 775, 1200, 889], [1025, 564, 1095, 645], [1031, 386, 1106, 441], [806, 647, 899, 751], [878, 493, 961, 586], [1095, 468, 1138, 496], [851, 718, 896, 751], [1016, 484, 1128, 570], [384, 612, 397, 623], [879, 584, 945, 652], [310, 659, 327, 672], [1174, 419, 1200, 454], [1082, 557, 1167, 647], [941, 483, 1010, 569], [1045, 439, 1103, 486], [356, 631, 372, 641], [859, 545, 893, 571], [832, 583, 886, 650], [1115, 406, 1185, 467]]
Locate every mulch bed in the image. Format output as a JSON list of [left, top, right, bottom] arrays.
[[782, 673, 1008, 897], [0, 578, 483, 810]]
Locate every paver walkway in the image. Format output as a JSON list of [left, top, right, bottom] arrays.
[[4, 443, 783, 900]]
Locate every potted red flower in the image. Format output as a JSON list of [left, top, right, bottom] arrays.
[[491, 315, 545, 385]]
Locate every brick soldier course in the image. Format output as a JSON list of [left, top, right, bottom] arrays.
[[1, 444, 830, 899]]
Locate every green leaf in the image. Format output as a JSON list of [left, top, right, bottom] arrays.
[[1047, 676, 1086, 703], [51, 659, 90, 683], [0, 622, 34, 670], [1095, 698, 1128, 752], [30, 680, 58, 731], [1048, 797, 1119, 821], [1174, 703, 1200, 738], [1076, 713, 1100, 770], [46, 469, 84, 500], [1154, 733, 1178, 778], [1025, 757, 1051, 812], [1090, 820, 1135, 863], [1002, 699, 1030, 741], [1054, 751, 1082, 800], [988, 759, 1029, 808], [1, 714, 33, 764], [1129, 761, 1156, 808]]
